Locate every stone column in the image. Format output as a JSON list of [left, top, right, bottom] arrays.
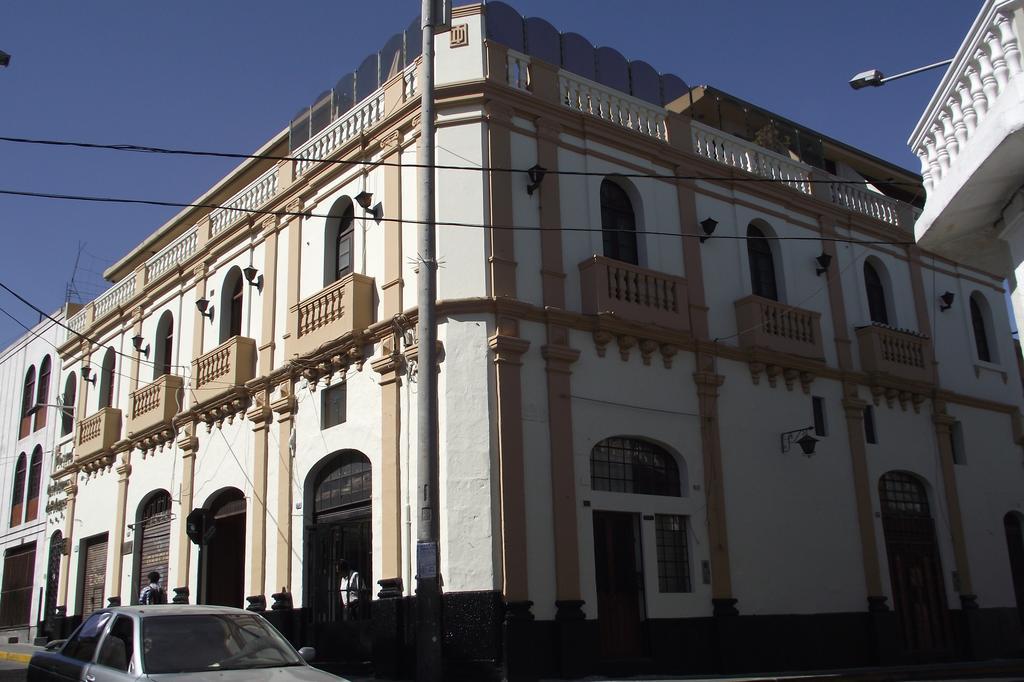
[[271, 384, 296, 602], [57, 482, 78, 610], [173, 425, 197, 603], [108, 453, 132, 603], [247, 390, 271, 609]]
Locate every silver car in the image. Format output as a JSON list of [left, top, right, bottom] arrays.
[[27, 605, 349, 682]]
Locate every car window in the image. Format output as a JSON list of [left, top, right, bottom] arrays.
[[96, 615, 134, 672], [63, 612, 113, 662], [142, 614, 303, 674]]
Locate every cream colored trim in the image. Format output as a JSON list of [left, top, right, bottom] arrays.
[[842, 394, 885, 597], [272, 389, 295, 595], [933, 406, 974, 596], [486, 100, 517, 299], [57, 483, 78, 609], [694, 361, 732, 600], [258, 219, 280, 376], [175, 429, 197, 595], [109, 455, 131, 599], [249, 399, 270, 599]]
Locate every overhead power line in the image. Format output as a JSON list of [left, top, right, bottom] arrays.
[[0, 134, 922, 188], [0, 187, 914, 246]]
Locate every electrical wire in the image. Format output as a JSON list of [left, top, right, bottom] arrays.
[[0, 135, 923, 188], [0, 188, 915, 246]]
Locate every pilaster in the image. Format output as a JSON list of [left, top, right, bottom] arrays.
[[932, 402, 975, 602], [258, 217, 280, 375], [247, 387, 271, 602], [271, 382, 296, 598], [486, 101, 517, 299], [174, 422, 198, 602], [109, 454, 132, 600], [57, 482, 78, 609], [372, 349, 403, 588]]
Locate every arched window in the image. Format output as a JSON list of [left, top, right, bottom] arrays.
[[153, 311, 174, 379], [35, 356, 51, 431], [25, 447, 42, 522], [61, 374, 76, 437], [19, 367, 35, 439], [314, 451, 372, 513], [219, 267, 244, 344], [9, 454, 26, 527], [879, 471, 930, 517], [970, 293, 995, 363], [591, 437, 681, 496], [98, 348, 116, 410], [747, 224, 778, 301], [600, 179, 638, 265], [324, 198, 356, 286], [864, 261, 889, 325]]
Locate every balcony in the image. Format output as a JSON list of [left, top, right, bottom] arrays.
[[289, 274, 375, 358], [191, 336, 257, 407], [75, 407, 122, 462], [579, 256, 690, 332], [911, 0, 1024, 273], [127, 374, 184, 437], [734, 295, 824, 360], [856, 324, 933, 384]]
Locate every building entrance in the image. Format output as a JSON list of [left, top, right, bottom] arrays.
[[593, 510, 645, 658], [200, 488, 246, 607]]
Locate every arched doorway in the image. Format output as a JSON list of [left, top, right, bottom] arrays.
[[133, 491, 171, 604], [879, 472, 951, 658], [200, 488, 246, 607], [306, 451, 372, 659], [1003, 513, 1024, 625]]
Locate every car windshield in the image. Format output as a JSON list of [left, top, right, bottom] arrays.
[[141, 613, 303, 673]]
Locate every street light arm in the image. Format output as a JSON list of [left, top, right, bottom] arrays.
[[849, 58, 953, 90]]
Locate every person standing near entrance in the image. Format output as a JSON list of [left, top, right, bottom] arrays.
[[338, 559, 361, 619], [139, 571, 167, 605]]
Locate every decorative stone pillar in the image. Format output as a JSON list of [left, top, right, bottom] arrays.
[[129, 306, 144, 392], [57, 482, 78, 610], [173, 423, 197, 604], [190, 263, 208, 378], [271, 382, 296, 598], [371, 350, 403, 590], [485, 102, 517, 299], [258, 217, 280, 376], [109, 453, 132, 602], [247, 387, 271, 604]]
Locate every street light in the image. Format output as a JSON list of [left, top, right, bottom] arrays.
[[848, 59, 953, 89]]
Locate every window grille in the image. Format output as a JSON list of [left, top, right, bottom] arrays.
[[655, 514, 691, 592], [591, 437, 680, 497]]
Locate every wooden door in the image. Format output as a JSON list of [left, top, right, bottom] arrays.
[[1004, 513, 1024, 625], [80, 535, 108, 618], [0, 543, 36, 627], [880, 473, 951, 657], [593, 511, 645, 658]]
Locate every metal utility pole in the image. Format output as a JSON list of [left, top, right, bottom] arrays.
[[416, 0, 447, 680]]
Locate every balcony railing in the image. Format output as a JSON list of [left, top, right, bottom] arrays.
[[290, 274, 375, 358], [909, 0, 1024, 193], [75, 407, 122, 461], [145, 226, 199, 281], [209, 166, 279, 238], [559, 71, 668, 140], [191, 336, 257, 407], [734, 295, 824, 360], [691, 121, 812, 194], [856, 323, 933, 384], [127, 374, 184, 437], [578, 256, 689, 331]]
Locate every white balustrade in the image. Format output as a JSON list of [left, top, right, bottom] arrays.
[[92, 277, 137, 321], [690, 121, 812, 194], [209, 166, 279, 237], [507, 50, 530, 91], [65, 309, 88, 341], [294, 90, 387, 178], [829, 182, 901, 227], [403, 67, 418, 100], [559, 71, 667, 140], [145, 226, 199, 281], [909, 0, 1023, 192]]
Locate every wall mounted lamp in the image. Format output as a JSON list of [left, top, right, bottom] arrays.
[[195, 298, 215, 321], [940, 291, 955, 312], [81, 366, 95, 385], [526, 164, 547, 195], [815, 252, 833, 276], [354, 191, 384, 223], [131, 334, 150, 357], [243, 266, 264, 292], [699, 217, 718, 243], [780, 426, 818, 456]]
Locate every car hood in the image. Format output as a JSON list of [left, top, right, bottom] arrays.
[[147, 666, 347, 682]]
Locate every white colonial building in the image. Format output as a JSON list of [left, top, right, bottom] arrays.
[[0, 310, 71, 644], [42, 1, 1024, 678]]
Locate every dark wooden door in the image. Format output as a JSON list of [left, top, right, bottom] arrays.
[[880, 473, 951, 658], [593, 511, 645, 658], [202, 491, 246, 607], [1004, 514, 1024, 625], [43, 533, 63, 636], [80, 535, 108, 618], [0, 543, 36, 627], [310, 514, 372, 661]]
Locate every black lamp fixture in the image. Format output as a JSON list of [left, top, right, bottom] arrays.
[[815, 252, 833, 276], [940, 291, 955, 312], [354, 191, 384, 223], [195, 298, 214, 321], [81, 366, 95, 385], [526, 164, 547, 195], [243, 266, 264, 292], [699, 217, 718, 243], [780, 426, 818, 456], [131, 334, 150, 357]]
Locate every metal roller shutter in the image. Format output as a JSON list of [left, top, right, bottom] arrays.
[[80, 536, 107, 618]]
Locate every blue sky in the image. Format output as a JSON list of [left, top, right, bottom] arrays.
[[0, 1, 980, 345]]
